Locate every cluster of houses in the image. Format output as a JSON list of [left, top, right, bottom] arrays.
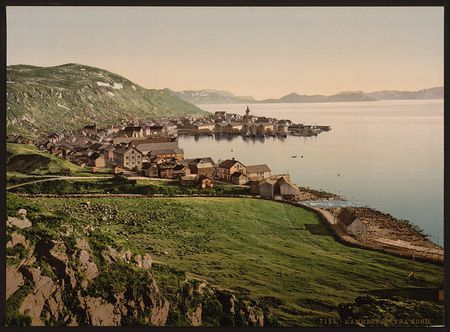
[[11, 107, 331, 175], [177, 106, 330, 137], [29, 119, 180, 172], [10, 107, 314, 198], [22, 116, 303, 198]]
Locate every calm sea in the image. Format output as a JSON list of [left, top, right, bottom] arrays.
[[178, 100, 444, 245]]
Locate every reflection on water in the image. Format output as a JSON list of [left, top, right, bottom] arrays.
[[178, 100, 444, 245]]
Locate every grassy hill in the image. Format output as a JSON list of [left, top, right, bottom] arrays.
[[6, 64, 207, 138], [8, 195, 443, 326], [6, 143, 84, 175]]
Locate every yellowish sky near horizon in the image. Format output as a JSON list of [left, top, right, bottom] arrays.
[[7, 7, 444, 99]]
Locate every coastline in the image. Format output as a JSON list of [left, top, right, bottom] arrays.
[[10, 183, 443, 265], [295, 187, 443, 264]]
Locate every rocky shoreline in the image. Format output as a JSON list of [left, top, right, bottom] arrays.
[[297, 186, 343, 201], [295, 187, 443, 264]]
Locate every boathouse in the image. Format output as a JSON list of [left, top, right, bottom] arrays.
[[337, 209, 367, 236]]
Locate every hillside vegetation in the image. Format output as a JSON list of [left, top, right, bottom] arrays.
[[6, 194, 444, 326], [6, 143, 84, 175], [7, 64, 207, 137]]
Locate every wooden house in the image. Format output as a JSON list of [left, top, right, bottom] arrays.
[[158, 163, 176, 179], [180, 174, 198, 186], [337, 209, 367, 236], [187, 158, 216, 178], [276, 176, 301, 200], [103, 145, 116, 165], [259, 176, 300, 200], [216, 158, 246, 182], [198, 175, 214, 189], [231, 172, 249, 185], [141, 162, 158, 177], [246, 164, 271, 181], [122, 126, 144, 138], [113, 144, 143, 170], [173, 164, 191, 178], [134, 141, 184, 161], [88, 153, 106, 168]]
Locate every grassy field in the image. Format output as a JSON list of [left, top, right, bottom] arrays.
[[15, 195, 443, 326], [9, 176, 251, 196], [6, 143, 84, 175]]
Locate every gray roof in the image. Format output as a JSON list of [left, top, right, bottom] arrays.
[[338, 209, 360, 227], [114, 144, 142, 155], [246, 164, 271, 174], [134, 142, 179, 155], [149, 148, 184, 155]]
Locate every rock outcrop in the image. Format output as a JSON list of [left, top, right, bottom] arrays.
[[6, 266, 24, 299], [6, 208, 32, 229], [80, 295, 122, 326], [6, 207, 269, 327], [19, 267, 64, 326], [76, 238, 99, 289], [188, 304, 202, 326]]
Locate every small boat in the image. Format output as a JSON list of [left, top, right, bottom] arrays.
[[291, 155, 297, 158]]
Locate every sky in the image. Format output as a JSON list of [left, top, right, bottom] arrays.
[[7, 7, 444, 99]]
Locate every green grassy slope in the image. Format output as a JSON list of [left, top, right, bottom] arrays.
[[25, 196, 444, 326], [7, 64, 207, 137], [6, 143, 84, 175]]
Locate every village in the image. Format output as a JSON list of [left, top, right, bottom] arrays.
[[176, 106, 331, 137], [8, 104, 446, 263], [6, 106, 445, 311], [8, 105, 445, 255], [8, 103, 434, 247], [7, 106, 331, 196]]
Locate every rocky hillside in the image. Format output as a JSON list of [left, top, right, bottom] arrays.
[[6, 195, 269, 327], [6, 64, 207, 138], [6, 193, 444, 326]]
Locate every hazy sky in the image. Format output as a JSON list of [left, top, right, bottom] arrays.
[[7, 7, 444, 99]]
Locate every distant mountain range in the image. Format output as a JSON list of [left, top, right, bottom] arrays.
[[172, 89, 257, 104], [6, 63, 443, 139], [173, 87, 443, 105], [7, 64, 207, 138]]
